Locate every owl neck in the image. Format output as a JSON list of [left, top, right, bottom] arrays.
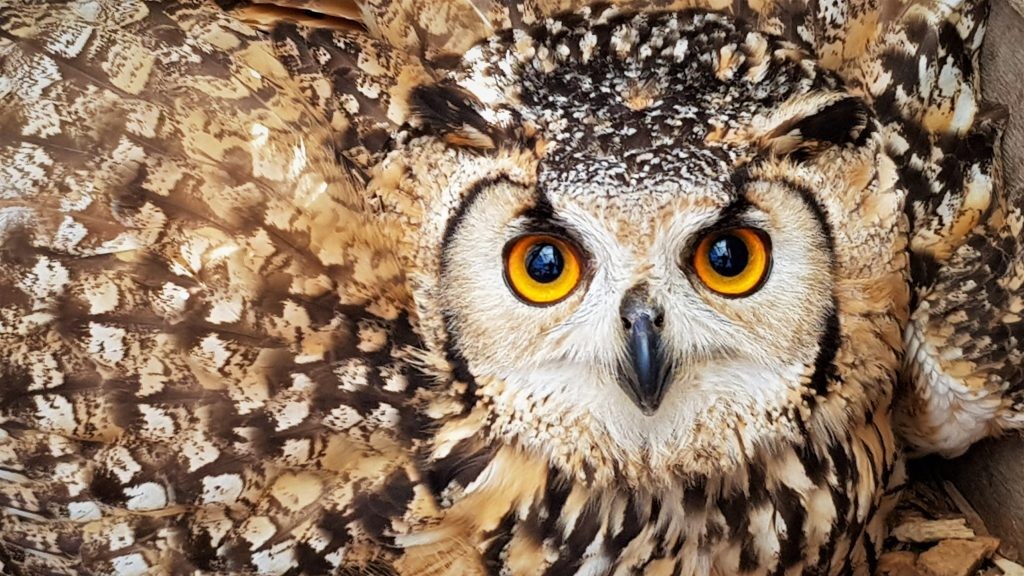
[[405, 381, 902, 575]]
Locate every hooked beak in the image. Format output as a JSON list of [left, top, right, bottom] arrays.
[[619, 296, 670, 415]]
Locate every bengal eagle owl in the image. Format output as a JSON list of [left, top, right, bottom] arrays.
[[0, 0, 1016, 575]]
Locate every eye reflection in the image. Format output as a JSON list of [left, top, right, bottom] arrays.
[[707, 235, 749, 277], [525, 243, 565, 283]]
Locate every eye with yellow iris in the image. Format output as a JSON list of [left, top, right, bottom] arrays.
[[504, 234, 583, 305], [692, 228, 772, 297]]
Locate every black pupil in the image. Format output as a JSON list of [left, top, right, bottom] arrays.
[[708, 235, 749, 277], [525, 243, 564, 283]]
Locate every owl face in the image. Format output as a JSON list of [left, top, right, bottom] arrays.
[[392, 9, 906, 484], [438, 150, 839, 479]]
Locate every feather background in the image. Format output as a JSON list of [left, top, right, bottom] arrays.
[[0, 0, 1016, 573]]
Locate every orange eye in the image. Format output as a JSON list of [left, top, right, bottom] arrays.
[[504, 235, 583, 305], [692, 228, 771, 297]]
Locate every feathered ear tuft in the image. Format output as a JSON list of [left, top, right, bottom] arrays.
[[409, 83, 505, 150], [758, 94, 873, 160]]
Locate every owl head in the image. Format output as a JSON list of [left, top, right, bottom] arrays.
[[374, 9, 908, 486]]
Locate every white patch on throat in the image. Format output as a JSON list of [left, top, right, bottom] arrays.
[[487, 359, 804, 481]]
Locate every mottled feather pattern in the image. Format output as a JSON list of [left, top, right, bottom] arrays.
[[0, 0, 1012, 575], [0, 2, 431, 573]]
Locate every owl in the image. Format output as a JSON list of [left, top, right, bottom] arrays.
[[0, 0, 1016, 575]]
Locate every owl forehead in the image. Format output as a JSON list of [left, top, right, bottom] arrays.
[[536, 181, 729, 248], [453, 9, 836, 205], [536, 141, 734, 200], [531, 145, 734, 243]]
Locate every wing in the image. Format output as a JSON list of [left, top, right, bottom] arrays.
[[882, 1, 1023, 457], [796, 0, 1016, 457], [0, 2, 447, 573], [767, 0, 1017, 458]]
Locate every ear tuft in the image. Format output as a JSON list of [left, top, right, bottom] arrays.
[[409, 83, 503, 150], [761, 95, 873, 160]]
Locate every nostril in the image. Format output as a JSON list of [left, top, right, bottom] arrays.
[[622, 311, 663, 332]]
